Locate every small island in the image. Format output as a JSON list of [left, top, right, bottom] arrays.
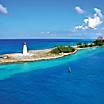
[[0, 36, 104, 64]]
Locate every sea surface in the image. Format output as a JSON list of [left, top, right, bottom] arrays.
[[0, 39, 104, 104]]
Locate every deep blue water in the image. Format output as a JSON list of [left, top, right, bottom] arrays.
[[0, 39, 92, 54], [0, 39, 104, 104]]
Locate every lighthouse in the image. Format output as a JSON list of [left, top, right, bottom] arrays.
[[23, 42, 28, 55]]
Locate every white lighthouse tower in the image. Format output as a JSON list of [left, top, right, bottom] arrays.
[[23, 42, 28, 55]]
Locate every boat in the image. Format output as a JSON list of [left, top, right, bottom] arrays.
[[68, 67, 71, 73]]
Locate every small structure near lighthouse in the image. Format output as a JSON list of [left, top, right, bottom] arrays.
[[23, 42, 28, 55]]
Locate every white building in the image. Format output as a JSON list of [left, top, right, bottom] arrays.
[[23, 42, 28, 55]]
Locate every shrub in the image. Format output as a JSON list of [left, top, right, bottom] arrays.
[[89, 44, 93, 47], [50, 48, 60, 54], [93, 40, 104, 46], [50, 46, 75, 54]]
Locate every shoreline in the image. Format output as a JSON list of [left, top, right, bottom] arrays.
[[0, 45, 99, 65], [0, 48, 78, 64]]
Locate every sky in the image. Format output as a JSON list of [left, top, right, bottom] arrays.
[[0, 0, 104, 39]]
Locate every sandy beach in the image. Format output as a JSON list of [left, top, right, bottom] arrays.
[[0, 48, 78, 64]]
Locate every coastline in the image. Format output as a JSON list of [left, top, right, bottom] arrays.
[[0, 45, 99, 64], [0, 48, 78, 64]]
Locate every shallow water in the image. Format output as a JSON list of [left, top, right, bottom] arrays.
[[0, 39, 104, 104]]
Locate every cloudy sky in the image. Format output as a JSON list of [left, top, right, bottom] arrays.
[[0, 0, 104, 39]]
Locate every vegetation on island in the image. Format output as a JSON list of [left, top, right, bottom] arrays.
[[77, 42, 95, 48], [77, 36, 104, 48], [1, 36, 104, 64], [50, 36, 104, 54], [93, 37, 104, 46], [50, 46, 75, 54]]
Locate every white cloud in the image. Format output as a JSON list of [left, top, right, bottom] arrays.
[[75, 6, 85, 14], [75, 25, 83, 30], [84, 16, 102, 29], [40, 31, 51, 35], [47, 32, 51, 34], [75, 8, 103, 30], [0, 4, 8, 14], [94, 8, 103, 18]]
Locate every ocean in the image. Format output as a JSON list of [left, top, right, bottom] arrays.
[[0, 39, 104, 104]]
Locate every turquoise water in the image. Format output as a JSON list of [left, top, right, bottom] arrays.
[[0, 39, 104, 104]]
